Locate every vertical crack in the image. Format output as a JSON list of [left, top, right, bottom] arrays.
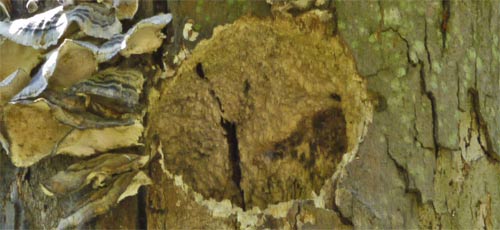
[[469, 89, 498, 161], [331, 201, 354, 226], [421, 18, 438, 156], [377, 0, 384, 31], [423, 19, 432, 70], [384, 27, 413, 65], [13, 169, 26, 230], [292, 203, 301, 230], [419, 62, 439, 156], [220, 118, 246, 210], [441, 0, 450, 49], [330, 1, 338, 35], [428, 93, 439, 156], [196, 62, 247, 209], [385, 135, 424, 203], [137, 188, 148, 230]]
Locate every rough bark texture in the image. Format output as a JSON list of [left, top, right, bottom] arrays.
[[335, 1, 500, 228], [1, 0, 500, 229]]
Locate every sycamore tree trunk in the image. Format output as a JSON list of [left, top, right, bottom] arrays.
[[1, 0, 499, 229]]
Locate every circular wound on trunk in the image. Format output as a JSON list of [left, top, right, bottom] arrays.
[[151, 13, 372, 209]]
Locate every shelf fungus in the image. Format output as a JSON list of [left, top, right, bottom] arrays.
[[111, 0, 139, 20], [0, 0, 11, 20], [2, 100, 73, 166], [60, 0, 139, 19], [40, 153, 149, 196], [0, 4, 121, 49], [0, 37, 42, 80], [3, 67, 146, 163], [55, 171, 151, 230], [11, 39, 98, 102], [68, 68, 144, 114], [2, 99, 144, 166], [54, 120, 143, 156], [76, 13, 173, 61], [8, 14, 172, 102], [0, 1, 171, 228], [0, 69, 30, 105], [25, 0, 39, 14]]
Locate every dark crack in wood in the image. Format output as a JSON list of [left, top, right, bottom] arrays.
[[196, 63, 225, 113], [469, 89, 498, 161], [196, 61, 246, 208], [137, 187, 148, 230], [195, 63, 206, 80], [293, 203, 301, 230], [423, 19, 433, 71], [385, 135, 426, 204], [220, 118, 246, 210], [13, 169, 26, 230], [418, 62, 439, 156], [441, 0, 450, 49], [331, 199, 354, 226], [330, 2, 338, 35], [383, 27, 415, 66], [419, 19, 440, 155]]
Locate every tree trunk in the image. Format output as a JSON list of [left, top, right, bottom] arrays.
[[1, 0, 499, 229]]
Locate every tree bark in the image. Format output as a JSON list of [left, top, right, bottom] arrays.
[[1, 0, 499, 229]]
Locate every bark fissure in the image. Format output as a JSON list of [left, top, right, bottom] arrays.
[[293, 203, 301, 230], [384, 28, 435, 153], [331, 198, 354, 226], [423, 20, 433, 71], [13, 169, 25, 230], [331, 2, 338, 35], [418, 62, 439, 156], [441, 0, 450, 49], [412, 103, 433, 150], [383, 27, 413, 65], [377, 0, 384, 33], [420, 17, 440, 156], [456, 63, 464, 112], [385, 135, 424, 203], [469, 89, 497, 161], [467, 17, 497, 161]]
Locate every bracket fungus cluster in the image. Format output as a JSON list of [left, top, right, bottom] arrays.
[[0, 0, 170, 228]]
